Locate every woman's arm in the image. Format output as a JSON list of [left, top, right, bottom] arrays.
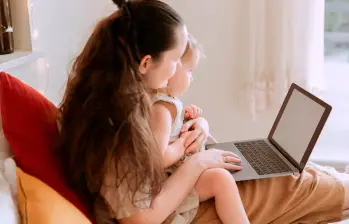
[[150, 102, 187, 168], [181, 117, 210, 152]]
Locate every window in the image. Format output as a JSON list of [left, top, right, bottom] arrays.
[[314, 0, 349, 165], [325, 0, 349, 57]]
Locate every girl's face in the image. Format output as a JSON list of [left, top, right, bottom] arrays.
[[167, 49, 199, 97], [140, 25, 188, 90]]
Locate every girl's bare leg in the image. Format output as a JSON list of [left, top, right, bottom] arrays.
[[195, 168, 250, 224]]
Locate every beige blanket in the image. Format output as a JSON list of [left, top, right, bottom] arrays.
[[193, 165, 346, 224]]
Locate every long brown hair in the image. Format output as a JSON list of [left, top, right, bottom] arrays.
[[57, 0, 183, 221]]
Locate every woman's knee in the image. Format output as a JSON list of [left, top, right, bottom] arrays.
[[340, 174, 349, 210], [331, 171, 349, 210]]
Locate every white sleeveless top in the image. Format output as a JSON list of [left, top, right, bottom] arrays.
[[153, 93, 184, 143]]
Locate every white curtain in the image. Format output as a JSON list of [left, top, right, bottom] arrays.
[[231, 0, 325, 115]]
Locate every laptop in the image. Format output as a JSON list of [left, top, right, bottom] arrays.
[[206, 83, 332, 181]]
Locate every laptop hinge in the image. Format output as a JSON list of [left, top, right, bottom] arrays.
[[269, 139, 303, 172]]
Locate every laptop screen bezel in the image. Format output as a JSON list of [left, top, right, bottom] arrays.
[[267, 83, 332, 172]]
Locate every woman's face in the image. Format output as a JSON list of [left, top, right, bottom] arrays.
[[141, 25, 188, 90]]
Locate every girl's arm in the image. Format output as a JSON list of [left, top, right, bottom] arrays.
[[150, 101, 187, 168]]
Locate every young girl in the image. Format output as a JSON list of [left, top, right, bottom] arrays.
[[150, 35, 250, 224]]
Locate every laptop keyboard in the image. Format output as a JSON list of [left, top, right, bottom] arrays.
[[235, 140, 293, 175]]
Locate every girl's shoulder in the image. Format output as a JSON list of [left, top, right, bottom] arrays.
[[152, 93, 182, 109], [152, 93, 182, 121]]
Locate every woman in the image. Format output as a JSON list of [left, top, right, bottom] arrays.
[[58, 0, 349, 223]]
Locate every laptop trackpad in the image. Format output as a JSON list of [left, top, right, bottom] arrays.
[[206, 142, 259, 182]]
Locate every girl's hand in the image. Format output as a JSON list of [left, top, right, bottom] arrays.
[[181, 117, 209, 153], [184, 105, 202, 120], [188, 149, 243, 171]]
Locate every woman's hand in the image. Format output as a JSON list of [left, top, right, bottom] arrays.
[[180, 117, 209, 154], [188, 149, 243, 172]]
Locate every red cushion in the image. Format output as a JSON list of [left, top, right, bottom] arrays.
[[0, 72, 90, 220]]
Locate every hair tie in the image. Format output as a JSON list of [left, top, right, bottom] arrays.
[[123, 2, 141, 62], [122, 1, 132, 16], [112, 0, 141, 62]]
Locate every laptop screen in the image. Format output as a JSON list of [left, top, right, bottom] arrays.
[[269, 85, 330, 166]]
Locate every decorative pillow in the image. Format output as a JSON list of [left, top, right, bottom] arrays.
[[0, 72, 90, 218], [17, 168, 91, 224]]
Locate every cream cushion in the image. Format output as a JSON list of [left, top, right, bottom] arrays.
[[0, 115, 13, 162]]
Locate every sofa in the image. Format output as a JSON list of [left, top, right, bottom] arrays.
[[0, 72, 348, 223]]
